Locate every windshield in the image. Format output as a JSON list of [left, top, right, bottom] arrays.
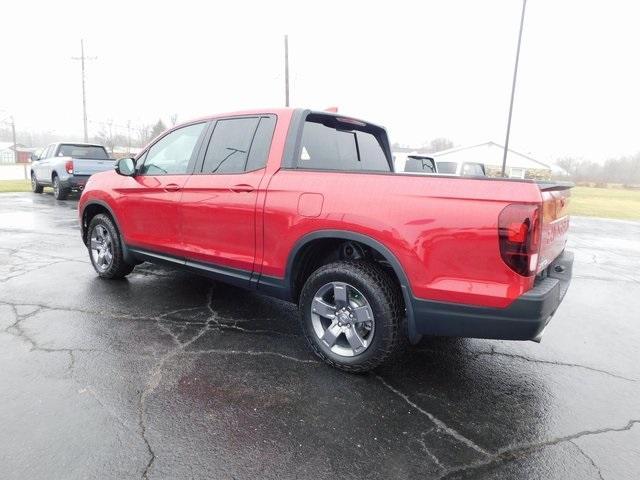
[[436, 161, 458, 174], [57, 144, 109, 160]]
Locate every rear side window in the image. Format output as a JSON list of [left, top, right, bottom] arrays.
[[297, 116, 390, 172], [245, 116, 276, 171], [201, 118, 259, 174]]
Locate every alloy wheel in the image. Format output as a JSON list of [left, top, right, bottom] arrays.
[[90, 224, 114, 272], [310, 281, 375, 357]]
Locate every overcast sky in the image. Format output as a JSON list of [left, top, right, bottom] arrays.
[[1, 0, 638, 163]]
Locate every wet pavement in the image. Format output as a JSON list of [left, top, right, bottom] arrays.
[[1, 191, 639, 480]]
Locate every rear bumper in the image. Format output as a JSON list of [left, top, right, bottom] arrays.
[[410, 250, 573, 341], [59, 175, 89, 189]]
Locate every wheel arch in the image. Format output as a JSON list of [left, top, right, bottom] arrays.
[[282, 230, 418, 341], [81, 200, 136, 264]]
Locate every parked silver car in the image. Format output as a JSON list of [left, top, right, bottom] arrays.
[[30, 143, 114, 200]]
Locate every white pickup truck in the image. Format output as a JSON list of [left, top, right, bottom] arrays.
[[30, 143, 115, 200]]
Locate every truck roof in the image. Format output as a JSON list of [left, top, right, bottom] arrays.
[[53, 142, 106, 148], [177, 108, 385, 131]]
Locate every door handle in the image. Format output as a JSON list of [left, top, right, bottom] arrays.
[[230, 184, 254, 193], [164, 183, 181, 192]]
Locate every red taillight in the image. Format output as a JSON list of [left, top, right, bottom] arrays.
[[65, 160, 73, 174], [498, 204, 542, 276]]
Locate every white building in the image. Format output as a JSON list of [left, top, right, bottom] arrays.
[[431, 141, 552, 179], [0, 142, 16, 164]]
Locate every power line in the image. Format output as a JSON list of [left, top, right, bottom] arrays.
[[71, 39, 97, 142]]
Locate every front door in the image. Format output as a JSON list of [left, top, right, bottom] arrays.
[[115, 122, 208, 257], [180, 116, 276, 277], [34, 144, 53, 183]]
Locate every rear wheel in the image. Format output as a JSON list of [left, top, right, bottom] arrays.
[[31, 173, 43, 193], [87, 213, 134, 279], [299, 260, 404, 372], [52, 175, 69, 200]]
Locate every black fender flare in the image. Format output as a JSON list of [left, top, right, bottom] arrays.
[[284, 229, 419, 342], [81, 200, 136, 265]]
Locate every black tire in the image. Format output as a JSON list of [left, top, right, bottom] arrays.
[[299, 260, 404, 373], [87, 213, 134, 279], [52, 175, 69, 200], [31, 172, 43, 193]]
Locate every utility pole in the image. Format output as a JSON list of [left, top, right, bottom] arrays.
[[501, 0, 527, 177], [127, 120, 132, 155], [284, 34, 290, 107], [10, 116, 18, 163], [72, 39, 96, 142]]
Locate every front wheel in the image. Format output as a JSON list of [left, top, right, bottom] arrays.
[[299, 260, 404, 373], [87, 213, 134, 279], [31, 173, 43, 193]]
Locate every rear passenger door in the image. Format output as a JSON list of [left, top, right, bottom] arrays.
[[179, 115, 276, 279]]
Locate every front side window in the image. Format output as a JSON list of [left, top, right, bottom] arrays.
[[139, 122, 206, 175], [297, 116, 390, 172], [201, 118, 260, 174], [42, 145, 53, 159]]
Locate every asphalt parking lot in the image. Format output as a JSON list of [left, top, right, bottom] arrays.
[[1, 191, 639, 480]]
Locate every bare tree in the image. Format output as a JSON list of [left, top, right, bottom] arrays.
[[417, 138, 455, 154], [136, 124, 152, 147], [95, 120, 116, 153], [150, 119, 167, 141]]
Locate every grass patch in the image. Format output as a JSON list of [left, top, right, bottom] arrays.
[[570, 186, 640, 220], [0, 179, 32, 193]]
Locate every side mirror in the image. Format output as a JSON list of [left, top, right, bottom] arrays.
[[30, 153, 40, 162], [115, 157, 136, 176]]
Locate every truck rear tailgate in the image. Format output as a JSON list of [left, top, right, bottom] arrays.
[[537, 183, 572, 272], [73, 158, 115, 176]]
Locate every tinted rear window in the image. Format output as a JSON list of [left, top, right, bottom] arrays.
[[58, 145, 109, 159], [297, 116, 390, 172], [436, 161, 457, 174]]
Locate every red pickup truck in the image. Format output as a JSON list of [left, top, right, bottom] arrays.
[[79, 108, 573, 372]]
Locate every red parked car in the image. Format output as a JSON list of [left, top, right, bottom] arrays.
[[79, 108, 573, 372]]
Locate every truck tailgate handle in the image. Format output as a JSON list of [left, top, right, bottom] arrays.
[[164, 183, 181, 192], [230, 184, 254, 193]]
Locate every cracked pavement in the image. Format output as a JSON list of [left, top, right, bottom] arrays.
[[1, 191, 639, 479]]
